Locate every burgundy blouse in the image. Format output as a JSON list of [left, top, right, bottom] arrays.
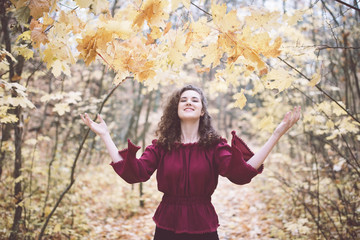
[[110, 131, 263, 234]]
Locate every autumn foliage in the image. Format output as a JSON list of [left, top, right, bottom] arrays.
[[1, 0, 359, 239]]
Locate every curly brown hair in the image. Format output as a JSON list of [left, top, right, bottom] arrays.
[[155, 85, 222, 150]]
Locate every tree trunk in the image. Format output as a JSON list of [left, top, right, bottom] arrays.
[[9, 106, 23, 240]]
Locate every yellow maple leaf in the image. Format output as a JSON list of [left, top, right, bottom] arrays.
[[53, 103, 70, 116], [245, 9, 281, 31], [16, 30, 31, 43], [8, 96, 35, 109], [262, 36, 282, 58], [14, 45, 34, 60], [202, 43, 222, 67], [309, 72, 321, 87], [185, 17, 210, 50], [258, 116, 276, 133], [212, 3, 241, 33], [51, 60, 71, 77], [262, 68, 296, 92], [284, 9, 306, 25], [233, 89, 247, 109], [167, 32, 187, 68], [114, 71, 130, 85], [136, 70, 156, 82], [0, 106, 18, 123], [42, 12, 54, 25], [59, 10, 85, 34], [75, 0, 109, 15], [74, 0, 89, 8], [150, 26, 162, 39], [172, 0, 190, 10], [242, 48, 266, 70]]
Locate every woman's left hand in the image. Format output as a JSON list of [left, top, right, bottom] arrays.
[[273, 106, 301, 137]]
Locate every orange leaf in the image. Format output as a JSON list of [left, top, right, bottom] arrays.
[[132, 0, 169, 29], [163, 22, 172, 35], [77, 34, 98, 66], [136, 70, 156, 82]]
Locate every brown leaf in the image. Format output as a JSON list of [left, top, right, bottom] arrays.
[[30, 19, 49, 48], [28, 0, 51, 19]]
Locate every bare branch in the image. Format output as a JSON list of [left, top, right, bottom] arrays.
[[316, 45, 360, 50], [191, 2, 212, 18], [334, 0, 360, 13]]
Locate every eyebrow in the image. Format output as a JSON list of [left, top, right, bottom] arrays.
[[180, 96, 200, 99]]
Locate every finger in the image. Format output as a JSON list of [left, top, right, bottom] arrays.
[[85, 113, 93, 125], [80, 114, 90, 125], [284, 111, 291, 123], [291, 106, 300, 124], [98, 113, 104, 123], [290, 107, 298, 124]]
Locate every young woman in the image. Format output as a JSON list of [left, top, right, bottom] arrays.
[[80, 85, 301, 240]]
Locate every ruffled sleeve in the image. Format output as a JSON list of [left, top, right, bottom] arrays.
[[215, 131, 263, 185], [110, 139, 160, 184]]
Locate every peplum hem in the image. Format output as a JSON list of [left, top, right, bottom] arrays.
[[152, 195, 220, 234]]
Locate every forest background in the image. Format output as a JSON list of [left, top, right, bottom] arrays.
[[0, 0, 359, 239]]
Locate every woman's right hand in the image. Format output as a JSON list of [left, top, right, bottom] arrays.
[[80, 113, 109, 137]]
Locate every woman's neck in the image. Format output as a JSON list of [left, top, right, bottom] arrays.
[[180, 121, 200, 143]]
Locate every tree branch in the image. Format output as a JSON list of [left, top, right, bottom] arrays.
[[191, 2, 212, 17], [316, 45, 360, 50], [278, 57, 360, 124], [334, 0, 360, 13]]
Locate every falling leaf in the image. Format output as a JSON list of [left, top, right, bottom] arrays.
[[262, 68, 296, 92], [233, 89, 247, 109], [258, 116, 276, 132]]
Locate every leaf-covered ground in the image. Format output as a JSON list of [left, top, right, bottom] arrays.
[[75, 162, 284, 240]]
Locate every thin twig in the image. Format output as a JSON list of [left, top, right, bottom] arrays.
[[334, 0, 360, 13], [191, 2, 212, 17], [278, 57, 360, 124], [316, 45, 360, 50]]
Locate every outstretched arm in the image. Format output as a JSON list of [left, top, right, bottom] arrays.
[[246, 106, 301, 169], [80, 113, 123, 163]]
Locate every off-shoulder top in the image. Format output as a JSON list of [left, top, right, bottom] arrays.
[[110, 131, 263, 234]]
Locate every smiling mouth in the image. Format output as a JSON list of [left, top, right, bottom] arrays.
[[184, 108, 194, 111]]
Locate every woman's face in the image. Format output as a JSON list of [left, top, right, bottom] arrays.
[[177, 90, 204, 122]]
